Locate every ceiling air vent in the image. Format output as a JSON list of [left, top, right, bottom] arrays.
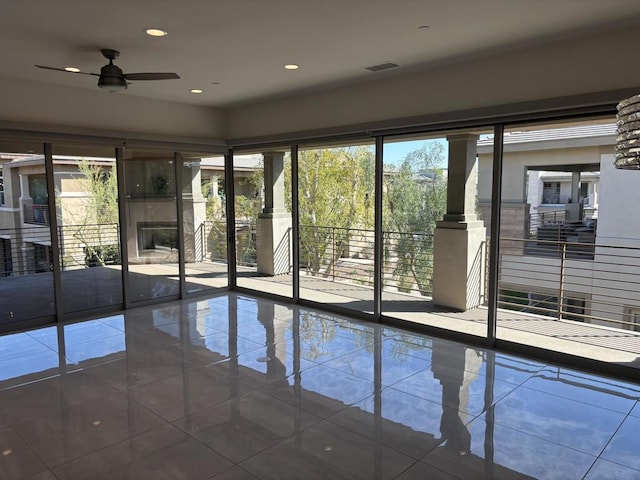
[[365, 62, 399, 72]]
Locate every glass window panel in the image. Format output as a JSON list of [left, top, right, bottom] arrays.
[[123, 150, 179, 302], [234, 150, 293, 298], [298, 141, 375, 313], [52, 144, 123, 313], [382, 129, 492, 338], [493, 117, 640, 370], [180, 152, 228, 294], [0, 141, 55, 327]]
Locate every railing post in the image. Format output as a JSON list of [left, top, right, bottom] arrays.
[[558, 241, 566, 320], [332, 226, 336, 282]]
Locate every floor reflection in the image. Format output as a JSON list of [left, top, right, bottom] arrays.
[[0, 293, 639, 479]]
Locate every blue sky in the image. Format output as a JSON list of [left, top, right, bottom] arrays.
[[383, 138, 448, 167]]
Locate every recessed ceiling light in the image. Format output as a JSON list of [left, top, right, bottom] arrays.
[[64, 67, 80, 73], [418, 25, 430, 30], [190, 89, 203, 94], [211, 81, 220, 85], [284, 64, 299, 70], [145, 28, 168, 37]]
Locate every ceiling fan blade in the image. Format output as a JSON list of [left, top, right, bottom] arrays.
[[35, 65, 99, 76], [123, 72, 180, 81]]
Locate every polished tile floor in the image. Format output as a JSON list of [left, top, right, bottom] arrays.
[[1, 293, 640, 479]]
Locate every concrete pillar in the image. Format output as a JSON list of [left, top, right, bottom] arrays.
[[565, 170, 582, 221], [257, 152, 292, 275], [432, 134, 487, 311], [181, 160, 207, 263]]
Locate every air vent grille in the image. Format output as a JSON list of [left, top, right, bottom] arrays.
[[365, 62, 399, 72]]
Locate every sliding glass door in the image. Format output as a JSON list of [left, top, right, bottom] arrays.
[[0, 141, 55, 329], [179, 152, 228, 295], [297, 140, 375, 314], [123, 150, 180, 303], [53, 143, 123, 314]]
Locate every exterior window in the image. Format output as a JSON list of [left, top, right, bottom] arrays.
[[624, 307, 640, 332], [542, 182, 561, 204]]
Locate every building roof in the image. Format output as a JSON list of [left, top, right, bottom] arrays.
[[477, 123, 616, 149]]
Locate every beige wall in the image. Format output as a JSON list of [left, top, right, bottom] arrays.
[[226, 25, 640, 140], [0, 77, 227, 142]]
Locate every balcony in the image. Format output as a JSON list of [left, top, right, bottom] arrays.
[[23, 203, 49, 226]]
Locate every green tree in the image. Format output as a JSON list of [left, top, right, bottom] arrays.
[[383, 142, 447, 295], [289, 146, 374, 276]]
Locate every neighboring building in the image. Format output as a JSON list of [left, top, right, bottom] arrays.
[[477, 123, 640, 331]]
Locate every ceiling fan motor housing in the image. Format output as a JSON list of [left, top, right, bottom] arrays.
[[98, 63, 127, 91]]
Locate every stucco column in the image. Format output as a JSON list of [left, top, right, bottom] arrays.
[[257, 152, 292, 275], [181, 160, 207, 263], [565, 170, 581, 221], [432, 134, 487, 311]]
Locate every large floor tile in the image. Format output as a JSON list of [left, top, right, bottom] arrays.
[[232, 347, 319, 388], [321, 340, 431, 387], [421, 415, 597, 480], [185, 331, 264, 366], [174, 390, 320, 462], [13, 391, 165, 467], [0, 350, 75, 390], [584, 458, 640, 480], [600, 415, 640, 470], [626, 401, 640, 418], [83, 346, 196, 392], [24, 471, 59, 480], [52, 423, 232, 480], [0, 426, 48, 480], [492, 386, 626, 455], [0, 370, 117, 424], [240, 420, 414, 480], [129, 366, 254, 421], [521, 367, 640, 414], [391, 362, 517, 416], [0, 332, 55, 363], [208, 466, 259, 480], [63, 334, 127, 367], [329, 387, 467, 459], [260, 364, 376, 418], [393, 461, 459, 480]]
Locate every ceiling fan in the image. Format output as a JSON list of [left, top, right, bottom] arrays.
[[35, 49, 180, 91]]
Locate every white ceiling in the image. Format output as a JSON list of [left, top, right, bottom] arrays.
[[2, 0, 640, 108]]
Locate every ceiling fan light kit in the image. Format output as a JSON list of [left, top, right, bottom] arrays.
[[35, 48, 179, 92]]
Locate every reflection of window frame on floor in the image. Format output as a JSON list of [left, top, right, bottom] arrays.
[[623, 307, 640, 332], [1, 238, 12, 276], [32, 242, 52, 273]]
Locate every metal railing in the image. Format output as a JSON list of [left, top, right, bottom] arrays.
[[0, 226, 53, 276], [528, 209, 566, 237], [498, 237, 640, 331], [58, 223, 120, 269], [201, 220, 228, 264], [23, 204, 50, 226], [299, 225, 435, 297]]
